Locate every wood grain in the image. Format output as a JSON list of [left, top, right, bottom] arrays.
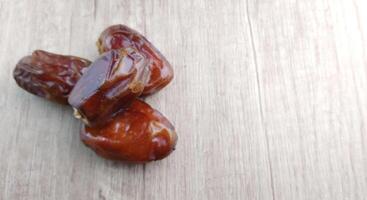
[[0, 0, 366, 199]]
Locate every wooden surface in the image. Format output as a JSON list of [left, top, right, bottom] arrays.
[[0, 0, 367, 199]]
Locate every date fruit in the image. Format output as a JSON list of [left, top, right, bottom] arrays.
[[68, 48, 150, 127], [13, 50, 91, 104], [80, 99, 177, 162], [13, 24, 178, 163], [97, 24, 174, 96]]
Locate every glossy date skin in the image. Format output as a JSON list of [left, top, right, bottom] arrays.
[[97, 24, 174, 96], [13, 50, 91, 104], [68, 48, 150, 127], [81, 99, 177, 163]]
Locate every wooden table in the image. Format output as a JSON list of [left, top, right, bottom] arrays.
[[1, 0, 366, 199]]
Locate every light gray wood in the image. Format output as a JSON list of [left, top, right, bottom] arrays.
[[0, 0, 366, 199]]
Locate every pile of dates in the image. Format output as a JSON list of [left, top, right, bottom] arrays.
[[13, 25, 177, 163]]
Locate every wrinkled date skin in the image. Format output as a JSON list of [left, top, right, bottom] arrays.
[[13, 50, 91, 104], [80, 99, 177, 163], [97, 24, 174, 95], [68, 48, 150, 127]]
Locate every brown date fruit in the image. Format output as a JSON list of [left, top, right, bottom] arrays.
[[80, 99, 177, 163], [13, 50, 91, 104], [68, 48, 150, 127], [97, 24, 174, 96]]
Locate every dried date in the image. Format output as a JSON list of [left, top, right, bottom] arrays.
[[97, 24, 174, 95], [80, 99, 177, 162], [13, 50, 91, 104], [68, 48, 150, 127]]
